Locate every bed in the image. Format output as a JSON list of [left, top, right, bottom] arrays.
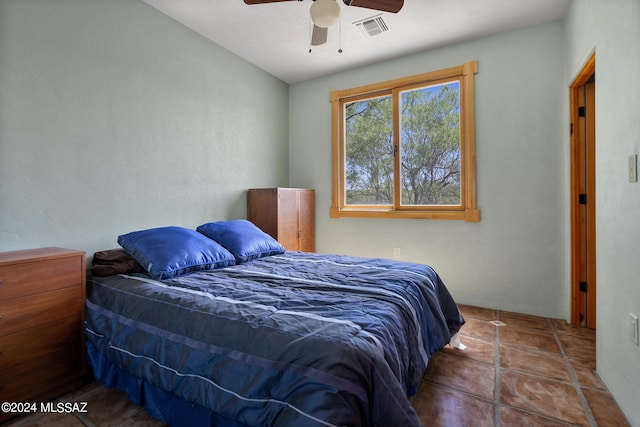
[[85, 220, 464, 427]]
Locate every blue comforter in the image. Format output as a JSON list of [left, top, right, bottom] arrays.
[[85, 252, 463, 427]]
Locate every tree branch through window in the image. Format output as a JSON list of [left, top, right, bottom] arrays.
[[330, 61, 480, 221]]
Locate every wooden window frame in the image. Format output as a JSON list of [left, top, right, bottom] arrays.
[[330, 61, 480, 222]]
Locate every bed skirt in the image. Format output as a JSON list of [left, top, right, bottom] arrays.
[[87, 341, 248, 427]]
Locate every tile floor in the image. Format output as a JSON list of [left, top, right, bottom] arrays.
[[414, 305, 630, 426], [2, 305, 630, 427]]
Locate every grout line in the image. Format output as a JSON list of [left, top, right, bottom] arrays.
[[73, 413, 97, 427], [420, 379, 496, 405], [550, 318, 598, 427], [42, 394, 89, 427], [54, 391, 97, 427], [498, 401, 584, 426]]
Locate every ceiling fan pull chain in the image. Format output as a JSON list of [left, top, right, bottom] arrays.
[[338, 11, 343, 53], [308, 13, 313, 53]]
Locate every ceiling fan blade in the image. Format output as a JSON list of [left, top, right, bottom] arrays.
[[244, 0, 298, 4], [342, 0, 403, 13], [311, 25, 328, 46]]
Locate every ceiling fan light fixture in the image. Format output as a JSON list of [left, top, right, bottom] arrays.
[[310, 0, 340, 28]]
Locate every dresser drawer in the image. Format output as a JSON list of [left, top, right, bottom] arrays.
[[0, 256, 82, 301], [0, 346, 83, 404], [0, 287, 81, 337], [0, 315, 81, 371], [0, 248, 85, 423]]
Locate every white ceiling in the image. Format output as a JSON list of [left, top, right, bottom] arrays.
[[142, 0, 571, 84]]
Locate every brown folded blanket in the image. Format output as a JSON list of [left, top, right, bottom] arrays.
[[91, 248, 145, 276]]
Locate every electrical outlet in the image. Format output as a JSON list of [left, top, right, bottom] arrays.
[[393, 247, 401, 259], [630, 313, 639, 346]]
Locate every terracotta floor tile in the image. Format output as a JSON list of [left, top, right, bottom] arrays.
[[459, 317, 497, 341], [570, 358, 605, 390], [424, 352, 495, 400], [552, 320, 596, 341], [56, 381, 104, 401], [499, 325, 560, 353], [458, 304, 497, 321], [74, 386, 148, 427], [582, 388, 631, 427], [558, 334, 596, 362], [499, 310, 552, 332], [414, 382, 495, 427], [440, 334, 495, 364], [118, 409, 169, 427], [500, 370, 589, 425], [2, 412, 85, 427], [500, 344, 571, 383], [499, 405, 581, 426]]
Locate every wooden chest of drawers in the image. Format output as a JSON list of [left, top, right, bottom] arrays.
[[0, 247, 86, 423]]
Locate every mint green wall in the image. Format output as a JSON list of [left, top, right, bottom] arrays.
[[565, 1, 640, 424], [290, 21, 567, 319], [2, 0, 638, 423], [0, 0, 289, 256]]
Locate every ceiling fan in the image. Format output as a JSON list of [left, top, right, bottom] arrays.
[[244, 0, 404, 49]]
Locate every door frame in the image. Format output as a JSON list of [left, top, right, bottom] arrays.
[[569, 52, 596, 327]]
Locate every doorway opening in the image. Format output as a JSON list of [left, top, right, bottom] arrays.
[[570, 53, 596, 329]]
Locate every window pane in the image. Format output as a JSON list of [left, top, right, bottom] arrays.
[[344, 95, 393, 205], [399, 81, 461, 206]]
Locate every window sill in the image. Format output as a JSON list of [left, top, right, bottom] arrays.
[[330, 207, 480, 222]]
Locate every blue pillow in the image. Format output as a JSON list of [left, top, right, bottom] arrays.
[[117, 226, 236, 280], [197, 220, 285, 263]]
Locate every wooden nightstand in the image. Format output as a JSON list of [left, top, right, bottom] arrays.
[[0, 247, 86, 423]]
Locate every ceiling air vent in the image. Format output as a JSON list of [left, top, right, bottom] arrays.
[[354, 15, 389, 38]]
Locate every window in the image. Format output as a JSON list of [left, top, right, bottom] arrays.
[[330, 61, 479, 221]]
